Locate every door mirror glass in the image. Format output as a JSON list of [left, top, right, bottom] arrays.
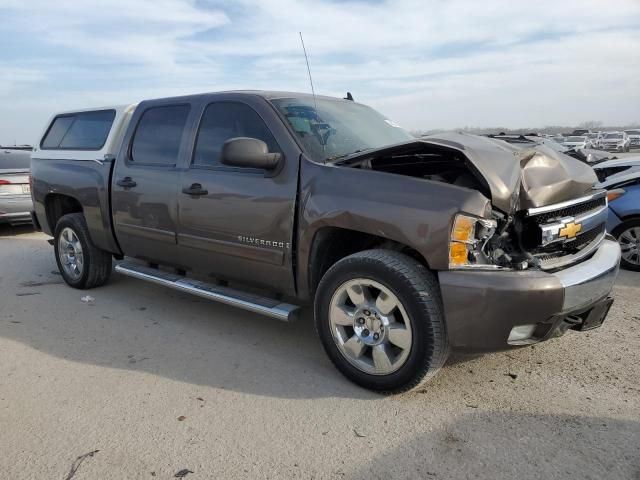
[[221, 137, 282, 170]]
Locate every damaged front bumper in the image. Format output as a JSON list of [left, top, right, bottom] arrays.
[[438, 237, 620, 352]]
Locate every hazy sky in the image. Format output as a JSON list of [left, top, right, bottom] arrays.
[[1, 0, 639, 144]]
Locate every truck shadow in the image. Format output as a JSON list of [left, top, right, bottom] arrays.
[[0, 223, 34, 237], [1, 237, 378, 399], [0, 233, 635, 401], [344, 412, 640, 479]]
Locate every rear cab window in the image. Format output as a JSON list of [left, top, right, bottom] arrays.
[[41, 110, 116, 150], [130, 105, 191, 166]]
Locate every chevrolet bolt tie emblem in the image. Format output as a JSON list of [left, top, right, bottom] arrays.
[[559, 221, 582, 239]]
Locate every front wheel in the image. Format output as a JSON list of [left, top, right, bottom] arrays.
[[54, 213, 112, 289], [314, 250, 449, 394]]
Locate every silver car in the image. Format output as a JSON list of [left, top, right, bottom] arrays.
[[0, 147, 33, 225]]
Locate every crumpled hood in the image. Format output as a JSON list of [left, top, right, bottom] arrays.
[[422, 132, 598, 213]]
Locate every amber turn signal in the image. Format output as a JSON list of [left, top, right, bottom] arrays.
[[452, 215, 475, 243], [449, 242, 469, 266], [606, 189, 625, 203]]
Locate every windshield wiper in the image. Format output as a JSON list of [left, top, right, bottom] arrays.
[[326, 148, 371, 163]]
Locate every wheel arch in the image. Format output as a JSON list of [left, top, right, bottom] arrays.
[[305, 226, 431, 300], [44, 193, 83, 233]]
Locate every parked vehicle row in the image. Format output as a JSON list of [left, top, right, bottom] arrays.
[[550, 130, 636, 152]]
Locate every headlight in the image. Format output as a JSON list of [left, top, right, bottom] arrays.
[[449, 213, 499, 269]]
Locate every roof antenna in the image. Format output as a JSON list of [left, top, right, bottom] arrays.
[[299, 32, 319, 115], [344, 92, 354, 101], [299, 32, 324, 154]]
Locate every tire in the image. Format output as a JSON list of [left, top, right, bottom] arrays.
[[613, 219, 640, 272], [314, 249, 449, 394], [54, 213, 112, 289]]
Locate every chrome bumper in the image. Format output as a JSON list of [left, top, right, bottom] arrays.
[[554, 238, 621, 311]]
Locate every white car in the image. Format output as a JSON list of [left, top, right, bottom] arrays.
[[624, 129, 640, 149], [584, 132, 600, 149], [601, 131, 630, 152], [563, 135, 589, 149]]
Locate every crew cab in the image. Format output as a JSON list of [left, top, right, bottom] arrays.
[[30, 91, 620, 393]]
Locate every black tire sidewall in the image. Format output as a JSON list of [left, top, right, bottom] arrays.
[[54, 215, 92, 288], [315, 253, 442, 392]]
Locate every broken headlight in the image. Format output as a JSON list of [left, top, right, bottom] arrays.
[[448, 213, 500, 269]]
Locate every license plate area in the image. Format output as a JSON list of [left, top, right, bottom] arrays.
[[572, 297, 614, 332], [22, 184, 31, 194]]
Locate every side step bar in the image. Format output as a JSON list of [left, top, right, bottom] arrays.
[[115, 261, 300, 322]]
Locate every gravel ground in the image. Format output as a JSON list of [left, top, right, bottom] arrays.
[[0, 225, 638, 479]]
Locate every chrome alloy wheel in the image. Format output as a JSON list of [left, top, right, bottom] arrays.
[[328, 279, 413, 375], [58, 227, 84, 280], [619, 226, 640, 266]]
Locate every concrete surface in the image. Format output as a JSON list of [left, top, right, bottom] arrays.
[[0, 225, 638, 479]]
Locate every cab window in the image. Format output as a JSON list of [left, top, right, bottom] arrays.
[[131, 105, 190, 166], [192, 102, 280, 168]]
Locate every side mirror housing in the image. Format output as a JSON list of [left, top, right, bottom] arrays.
[[221, 137, 281, 170]]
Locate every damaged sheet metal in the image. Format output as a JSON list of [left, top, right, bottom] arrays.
[[516, 144, 598, 209], [415, 133, 597, 212]]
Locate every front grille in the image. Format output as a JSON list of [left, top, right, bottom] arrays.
[[522, 192, 607, 270], [532, 196, 606, 224]]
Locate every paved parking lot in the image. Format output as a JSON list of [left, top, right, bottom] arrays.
[[1, 225, 638, 479]]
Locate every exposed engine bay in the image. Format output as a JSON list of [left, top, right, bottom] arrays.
[[335, 135, 603, 271]]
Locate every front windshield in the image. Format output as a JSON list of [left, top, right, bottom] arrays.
[[587, 133, 598, 138], [567, 136, 585, 142], [271, 97, 414, 162], [605, 133, 622, 139], [625, 130, 640, 135]]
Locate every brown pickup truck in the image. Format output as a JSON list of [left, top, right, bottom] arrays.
[[30, 91, 620, 393]]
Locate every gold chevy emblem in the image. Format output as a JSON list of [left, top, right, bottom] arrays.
[[559, 221, 582, 239]]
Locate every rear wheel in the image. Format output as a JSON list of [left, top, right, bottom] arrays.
[[613, 219, 640, 271], [54, 213, 112, 288], [314, 250, 449, 394]]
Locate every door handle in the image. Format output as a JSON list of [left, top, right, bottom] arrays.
[[182, 183, 208, 196], [116, 177, 137, 188]]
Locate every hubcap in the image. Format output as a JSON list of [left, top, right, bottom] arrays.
[[58, 227, 84, 280], [328, 279, 413, 375], [619, 227, 640, 266]]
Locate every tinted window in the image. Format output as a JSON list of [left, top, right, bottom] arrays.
[[41, 110, 115, 150], [193, 102, 279, 168], [131, 105, 190, 166], [1, 150, 31, 169]]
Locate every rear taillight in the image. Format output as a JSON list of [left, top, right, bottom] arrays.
[[0, 179, 11, 185]]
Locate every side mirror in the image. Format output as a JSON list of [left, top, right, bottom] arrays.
[[221, 137, 281, 170]]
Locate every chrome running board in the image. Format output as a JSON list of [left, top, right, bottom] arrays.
[[115, 261, 300, 322]]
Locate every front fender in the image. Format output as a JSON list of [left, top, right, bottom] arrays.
[[296, 158, 490, 299]]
